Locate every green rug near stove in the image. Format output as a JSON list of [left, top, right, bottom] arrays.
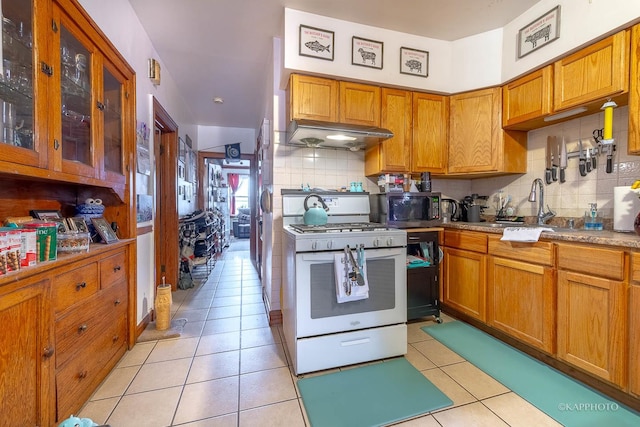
[[423, 321, 640, 427], [297, 357, 452, 427]]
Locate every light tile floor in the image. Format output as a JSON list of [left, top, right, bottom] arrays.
[[79, 239, 562, 426]]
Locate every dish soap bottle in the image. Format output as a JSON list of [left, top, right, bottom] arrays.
[[584, 203, 603, 230]]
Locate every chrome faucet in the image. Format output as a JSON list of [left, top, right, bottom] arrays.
[[528, 178, 556, 225]]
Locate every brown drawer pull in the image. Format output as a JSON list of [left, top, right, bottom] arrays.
[[78, 370, 88, 379], [75, 282, 87, 291], [112, 335, 120, 342], [78, 324, 88, 333], [114, 299, 121, 306], [43, 347, 55, 358], [113, 265, 122, 272]]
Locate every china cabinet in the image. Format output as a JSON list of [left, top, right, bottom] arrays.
[[0, 0, 136, 424], [0, 0, 133, 197]]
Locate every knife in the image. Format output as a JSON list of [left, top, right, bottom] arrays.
[[559, 137, 567, 183], [552, 136, 559, 181], [585, 147, 592, 173], [578, 140, 587, 177], [591, 148, 597, 170], [545, 136, 553, 184]]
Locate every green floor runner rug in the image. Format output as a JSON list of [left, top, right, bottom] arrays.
[[423, 321, 640, 427], [297, 357, 452, 427]]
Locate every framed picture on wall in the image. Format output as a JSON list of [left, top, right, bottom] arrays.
[[352, 36, 383, 70], [518, 6, 561, 58], [299, 24, 334, 61], [400, 47, 429, 77]]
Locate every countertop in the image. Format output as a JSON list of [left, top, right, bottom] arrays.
[[440, 221, 640, 249]]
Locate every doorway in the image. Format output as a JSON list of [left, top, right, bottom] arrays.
[[153, 98, 179, 292], [198, 152, 257, 268]]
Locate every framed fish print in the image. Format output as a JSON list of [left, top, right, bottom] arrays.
[[299, 25, 334, 61], [400, 47, 429, 77], [352, 36, 383, 70]]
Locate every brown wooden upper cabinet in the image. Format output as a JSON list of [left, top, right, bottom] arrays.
[[502, 66, 553, 130], [412, 92, 449, 174], [554, 30, 629, 111], [365, 90, 448, 176], [503, 30, 630, 131], [627, 24, 640, 154], [288, 74, 338, 122], [365, 88, 411, 175], [339, 81, 381, 126], [449, 87, 527, 175]]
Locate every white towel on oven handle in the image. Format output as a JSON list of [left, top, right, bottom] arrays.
[[334, 252, 369, 303]]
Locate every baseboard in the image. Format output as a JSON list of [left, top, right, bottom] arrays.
[[136, 311, 151, 340]]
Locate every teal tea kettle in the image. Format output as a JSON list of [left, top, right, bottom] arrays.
[[303, 194, 329, 226]]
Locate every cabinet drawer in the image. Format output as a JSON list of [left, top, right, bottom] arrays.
[[488, 235, 553, 266], [444, 230, 487, 253], [557, 243, 624, 281], [55, 282, 127, 368], [100, 250, 127, 288], [56, 313, 127, 419], [53, 263, 99, 313]]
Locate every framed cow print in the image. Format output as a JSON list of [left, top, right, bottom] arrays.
[[352, 36, 383, 70], [518, 6, 560, 58], [400, 47, 428, 77]]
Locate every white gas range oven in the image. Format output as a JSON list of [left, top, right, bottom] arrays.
[[281, 190, 407, 375]]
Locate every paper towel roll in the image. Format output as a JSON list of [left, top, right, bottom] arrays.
[[613, 186, 640, 232]]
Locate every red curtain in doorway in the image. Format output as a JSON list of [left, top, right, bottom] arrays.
[[228, 173, 240, 214]]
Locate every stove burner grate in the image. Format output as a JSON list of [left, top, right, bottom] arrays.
[[289, 222, 389, 233]]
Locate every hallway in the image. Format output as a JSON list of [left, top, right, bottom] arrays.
[[78, 239, 563, 426]]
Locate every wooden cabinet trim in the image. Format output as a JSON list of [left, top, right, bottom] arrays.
[[488, 235, 554, 266], [557, 243, 625, 281]]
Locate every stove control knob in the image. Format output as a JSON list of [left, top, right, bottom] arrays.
[[312, 241, 318, 250], [326, 240, 333, 250], [373, 238, 380, 247], [386, 238, 394, 246]]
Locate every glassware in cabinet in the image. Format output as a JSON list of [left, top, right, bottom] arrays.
[[0, 1, 36, 157]]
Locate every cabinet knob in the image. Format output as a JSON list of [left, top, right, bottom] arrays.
[[76, 282, 87, 291], [54, 139, 60, 150], [78, 324, 88, 333], [43, 347, 55, 358], [78, 370, 88, 379], [113, 265, 122, 272], [112, 335, 120, 342], [114, 299, 121, 306], [97, 101, 106, 111]]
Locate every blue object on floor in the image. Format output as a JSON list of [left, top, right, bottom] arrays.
[[423, 321, 640, 426], [297, 357, 452, 427]]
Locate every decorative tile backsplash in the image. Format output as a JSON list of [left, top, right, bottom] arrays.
[[273, 105, 640, 221]]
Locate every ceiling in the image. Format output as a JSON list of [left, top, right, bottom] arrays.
[[128, 0, 541, 140]]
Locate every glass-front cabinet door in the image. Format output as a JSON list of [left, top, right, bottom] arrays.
[[0, 0, 46, 168], [101, 63, 125, 183], [56, 9, 97, 179]]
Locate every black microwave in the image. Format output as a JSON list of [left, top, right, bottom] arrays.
[[369, 192, 441, 228]]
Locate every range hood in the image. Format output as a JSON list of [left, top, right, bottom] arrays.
[[286, 119, 394, 151]]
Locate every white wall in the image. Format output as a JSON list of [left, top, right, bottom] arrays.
[[283, 8, 454, 93], [502, 0, 640, 82], [79, 0, 198, 324]]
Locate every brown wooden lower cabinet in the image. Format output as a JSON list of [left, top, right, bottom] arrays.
[[487, 256, 556, 354], [556, 270, 628, 388], [0, 243, 131, 425], [630, 284, 640, 397], [0, 278, 53, 427], [443, 247, 487, 321]]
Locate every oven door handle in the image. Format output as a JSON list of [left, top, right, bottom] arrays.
[[299, 247, 405, 262]]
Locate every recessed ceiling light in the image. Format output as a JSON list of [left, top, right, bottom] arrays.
[[213, 97, 224, 104]]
